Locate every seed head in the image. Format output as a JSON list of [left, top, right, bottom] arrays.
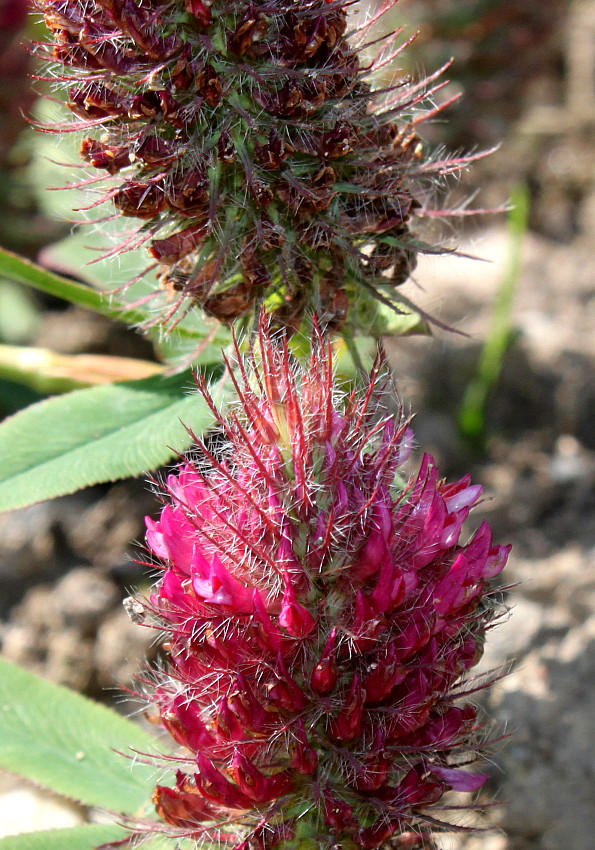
[[136, 316, 509, 849], [37, 0, 471, 330]]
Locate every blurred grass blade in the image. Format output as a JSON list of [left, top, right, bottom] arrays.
[[458, 184, 529, 446]]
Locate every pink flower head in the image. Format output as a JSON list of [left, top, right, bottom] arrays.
[[139, 317, 509, 849]]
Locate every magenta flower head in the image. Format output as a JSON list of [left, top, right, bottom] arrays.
[[139, 317, 509, 849], [36, 0, 470, 330]]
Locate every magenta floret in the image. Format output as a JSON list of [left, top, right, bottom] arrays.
[[139, 319, 509, 849]]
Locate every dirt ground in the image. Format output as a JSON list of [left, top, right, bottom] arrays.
[[0, 0, 594, 846]]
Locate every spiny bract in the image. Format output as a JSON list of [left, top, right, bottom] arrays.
[[135, 318, 509, 850], [37, 0, 467, 330]]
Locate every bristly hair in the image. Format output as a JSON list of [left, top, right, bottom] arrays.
[[35, 0, 488, 333], [122, 313, 510, 850]]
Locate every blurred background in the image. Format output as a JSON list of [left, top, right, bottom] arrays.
[[0, 0, 593, 847]]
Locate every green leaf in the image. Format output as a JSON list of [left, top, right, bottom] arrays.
[[0, 658, 157, 812], [0, 825, 128, 850], [0, 248, 231, 364], [0, 248, 147, 329], [0, 368, 224, 513], [40, 229, 233, 357]]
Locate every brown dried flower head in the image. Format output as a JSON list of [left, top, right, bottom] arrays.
[[37, 0, 472, 330]]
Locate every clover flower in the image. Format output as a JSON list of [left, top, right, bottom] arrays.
[[135, 317, 509, 849], [37, 0, 471, 329]]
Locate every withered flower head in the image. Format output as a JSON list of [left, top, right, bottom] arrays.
[[132, 317, 510, 849], [37, 0, 469, 329]]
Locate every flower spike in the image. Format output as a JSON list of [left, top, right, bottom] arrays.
[[134, 314, 509, 849], [38, 0, 475, 331]]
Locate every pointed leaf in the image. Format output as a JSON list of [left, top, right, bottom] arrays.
[[0, 369, 224, 513], [0, 825, 128, 850], [0, 248, 229, 355], [0, 658, 157, 812], [0, 248, 147, 329]]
